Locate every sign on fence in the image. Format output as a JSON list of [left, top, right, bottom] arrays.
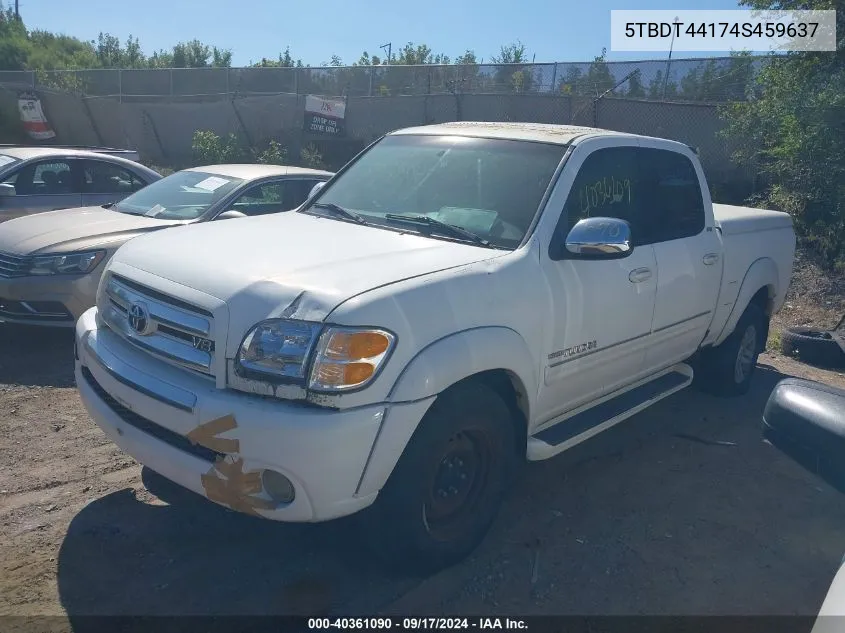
[[17, 92, 56, 140], [303, 95, 346, 137]]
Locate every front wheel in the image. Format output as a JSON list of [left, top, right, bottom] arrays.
[[696, 302, 766, 397], [360, 381, 518, 574]]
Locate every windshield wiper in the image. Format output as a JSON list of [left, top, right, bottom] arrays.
[[384, 214, 491, 247], [312, 202, 368, 225]]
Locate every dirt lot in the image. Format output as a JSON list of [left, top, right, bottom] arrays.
[[1, 259, 845, 621]]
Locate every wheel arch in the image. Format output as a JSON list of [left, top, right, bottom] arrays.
[[356, 328, 537, 497], [713, 257, 779, 347]]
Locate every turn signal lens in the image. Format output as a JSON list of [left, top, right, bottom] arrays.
[[308, 327, 395, 392], [323, 331, 391, 360]]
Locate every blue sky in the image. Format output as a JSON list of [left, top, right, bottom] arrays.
[[16, 0, 744, 67]]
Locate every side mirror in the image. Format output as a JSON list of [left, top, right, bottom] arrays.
[[308, 181, 326, 199], [564, 217, 632, 258], [216, 210, 247, 220], [0, 183, 16, 197]]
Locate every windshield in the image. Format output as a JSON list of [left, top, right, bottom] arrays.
[[0, 154, 21, 177], [303, 134, 566, 249], [111, 170, 243, 220]]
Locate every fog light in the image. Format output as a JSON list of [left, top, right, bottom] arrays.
[[262, 469, 295, 504]]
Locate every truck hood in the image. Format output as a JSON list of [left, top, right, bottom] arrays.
[[0, 206, 182, 255], [113, 211, 506, 324]]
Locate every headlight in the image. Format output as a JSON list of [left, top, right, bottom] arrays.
[[29, 250, 106, 275], [236, 319, 322, 381], [308, 326, 395, 392], [235, 320, 395, 392]]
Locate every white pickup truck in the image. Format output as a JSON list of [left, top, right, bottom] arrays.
[[74, 122, 795, 572]]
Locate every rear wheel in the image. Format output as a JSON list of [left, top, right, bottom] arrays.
[[360, 381, 518, 574], [696, 302, 766, 397]]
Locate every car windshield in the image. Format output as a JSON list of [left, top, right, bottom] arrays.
[[302, 134, 566, 249], [111, 170, 244, 220], [0, 154, 21, 177]]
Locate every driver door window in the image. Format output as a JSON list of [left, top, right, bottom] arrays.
[[557, 146, 643, 245], [231, 182, 287, 217]]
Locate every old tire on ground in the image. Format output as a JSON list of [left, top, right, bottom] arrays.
[[360, 380, 518, 575], [781, 326, 845, 368], [696, 302, 767, 397]]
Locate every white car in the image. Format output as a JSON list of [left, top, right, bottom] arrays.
[[0, 164, 332, 327], [73, 122, 796, 572]]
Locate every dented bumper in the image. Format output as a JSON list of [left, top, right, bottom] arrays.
[[74, 307, 386, 522]]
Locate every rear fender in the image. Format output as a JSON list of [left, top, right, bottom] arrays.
[[712, 257, 778, 345]]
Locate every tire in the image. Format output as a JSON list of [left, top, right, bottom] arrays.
[[360, 380, 519, 575], [781, 326, 845, 368], [696, 302, 766, 397]]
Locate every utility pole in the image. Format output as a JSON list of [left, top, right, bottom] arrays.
[[15, 0, 20, 19], [380, 42, 392, 65], [662, 16, 680, 99]]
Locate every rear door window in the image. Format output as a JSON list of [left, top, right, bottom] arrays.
[[82, 160, 147, 194], [636, 148, 705, 244]]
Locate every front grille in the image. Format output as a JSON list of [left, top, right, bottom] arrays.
[[0, 298, 72, 321], [81, 366, 222, 464], [99, 273, 216, 376], [0, 251, 32, 278]]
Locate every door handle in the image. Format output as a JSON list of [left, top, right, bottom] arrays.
[[628, 267, 652, 283], [703, 253, 720, 265]]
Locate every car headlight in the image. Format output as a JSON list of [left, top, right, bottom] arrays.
[[29, 250, 106, 275], [236, 320, 322, 381], [235, 320, 395, 392]]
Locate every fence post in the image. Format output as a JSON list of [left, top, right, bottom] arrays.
[[427, 67, 432, 95], [30, 70, 35, 89], [169, 69, 174, 97], [225, 67, 230, 96], [550, 63, 558, 94], [118, 69, 122, 103], [294, 68, 299, 95], [368, 67, 374, 96]]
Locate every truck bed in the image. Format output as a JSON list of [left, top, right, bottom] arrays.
[[706, 203, 795, 346], [713, 203, 793, 235]]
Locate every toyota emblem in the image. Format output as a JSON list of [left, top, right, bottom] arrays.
[[128, 302, 151, 335]]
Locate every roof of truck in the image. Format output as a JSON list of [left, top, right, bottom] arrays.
[[390, 122, 637, 145]]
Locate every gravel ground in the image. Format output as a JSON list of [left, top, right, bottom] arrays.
[[1, 259, 845, 621]]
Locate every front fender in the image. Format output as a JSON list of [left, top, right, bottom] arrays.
[[388, 326, 538, 407], [713, 257, 778, 345], [355, 327, 538, 497]]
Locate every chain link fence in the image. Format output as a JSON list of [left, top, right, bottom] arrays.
[[0, 55, 769, 101], [0, 55, 764, 202]]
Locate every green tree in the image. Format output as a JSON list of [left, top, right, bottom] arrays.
[[626, 70, 645, 98], [722, 0, 845, 269], [492, 41, 534, 92], [648, 70, 678, 99], [584, 48, 615, 96], [0, 6, 29, 70], [558, 65, 583, 95]]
